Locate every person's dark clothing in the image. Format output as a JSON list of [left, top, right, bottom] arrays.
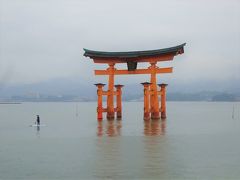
[[37, 116, 40, 125]]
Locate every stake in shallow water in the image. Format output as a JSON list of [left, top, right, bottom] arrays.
[[76, 103, 78, 117], [232, 105, 235, 119]]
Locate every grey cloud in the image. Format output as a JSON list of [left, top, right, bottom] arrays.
[[0, 0, 239, 86]]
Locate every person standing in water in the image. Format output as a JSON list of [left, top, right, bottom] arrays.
[[36, 115, 40, 125]]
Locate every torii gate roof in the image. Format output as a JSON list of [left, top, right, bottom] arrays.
[[83, 43, 186, 59]]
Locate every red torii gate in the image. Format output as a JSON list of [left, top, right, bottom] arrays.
[[84, 43, 186, 120]]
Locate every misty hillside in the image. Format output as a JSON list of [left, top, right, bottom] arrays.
[[0, 78, 239, 101]]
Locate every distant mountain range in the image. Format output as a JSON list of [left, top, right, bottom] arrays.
[[0, 78, 239, 102]]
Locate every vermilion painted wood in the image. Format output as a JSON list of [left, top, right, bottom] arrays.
[[95, 67, 173, 75], [141, 82, 151, 120], [86, 44, 186, 120]]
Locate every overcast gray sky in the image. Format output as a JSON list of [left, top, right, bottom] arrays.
[[0, 0, 239, 86]]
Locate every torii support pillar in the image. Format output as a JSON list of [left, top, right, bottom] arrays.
[[141, 82, 151, 120], [158, 83, 168, 119], [95, 83, 106, 120], [115, 84, 124, 119]]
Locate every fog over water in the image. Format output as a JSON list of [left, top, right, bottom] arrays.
[[0, 0, 239, 90]]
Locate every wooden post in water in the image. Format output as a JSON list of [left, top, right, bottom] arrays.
[[95, 83, 105, 120], [158, 83, 168, 119], [115, 84, 124, 119], [141, 82, 151, 120]]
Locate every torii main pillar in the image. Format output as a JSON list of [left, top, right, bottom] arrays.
[[149, 62, 160, 119], [106, 63, 115, 119]]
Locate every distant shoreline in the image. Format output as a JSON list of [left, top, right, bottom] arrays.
[[0, 100, 239, 104], [0, 102, 22, 104]]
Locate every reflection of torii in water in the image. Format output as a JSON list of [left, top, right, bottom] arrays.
[[144, 120, 166, 136], [97, 120, 122, 137]]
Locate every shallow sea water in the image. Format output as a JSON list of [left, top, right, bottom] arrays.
[[0, 102, 240, 179]]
